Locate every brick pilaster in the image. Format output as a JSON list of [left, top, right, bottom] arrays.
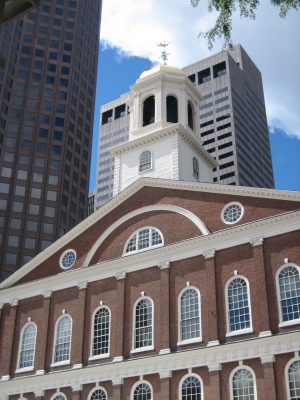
[[73, 281, 88, 367], [250, 238, 272, 336], [158, 261, 170, 355], [208, 364, 221, 400], [1, 299, 19, 379], [261, 356, 277, 399], [38, 290, 52, 374], [112, 378, 123, 399], [203, 250, 219, 346], [113, 272, 126, 362], [160, 371, 172, 400], [34, 390, 44, 400]]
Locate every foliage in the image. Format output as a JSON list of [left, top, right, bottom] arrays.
[[191, 0, 300, 50]]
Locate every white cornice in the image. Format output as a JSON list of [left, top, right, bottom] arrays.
[[0, 331, 299, 395], [0, 210, 299, 303], [1, 176, 299, 291]]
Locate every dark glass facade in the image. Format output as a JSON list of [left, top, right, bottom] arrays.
[[0, 0, 102, 281]]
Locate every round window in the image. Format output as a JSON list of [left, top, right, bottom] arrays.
[[59, 249, 76, 269], [221, 202, 244, 224]]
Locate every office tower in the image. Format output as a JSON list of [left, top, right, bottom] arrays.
[[93, 44, 274, 211], [0, 0, 102, 281]]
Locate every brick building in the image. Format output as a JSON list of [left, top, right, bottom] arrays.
[[0, 65, 299, 399]]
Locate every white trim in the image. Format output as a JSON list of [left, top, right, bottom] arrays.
[[275, 263, 300, 326], [178, 373, 204, 400], [1, 176, 298, 290], [49, 392, 67, 400], [221, 202, 244, 225], [16, 322, 37, 372], [87, 386, 108, 400], [83, 204, 209, 268], [89, 306, 111, 360], [131, 345, 155, 354], [130, 380, 153, 400], [132, 296, 154, 352], [123, 226, 164, 256], [229, 365, 257, 400], [225, 275, 253, 336], [138, 149, 153, 174], [59, 249, 77, 270], [52, 314, 73, 366], [284, 356, 300, 400], [177, 286, 202, 344]]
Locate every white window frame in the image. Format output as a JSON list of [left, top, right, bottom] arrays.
[[225, 275, 253, 337], [285, 355, 300, 400], [229, 365, 257, 400], [276, 263, 300, 327], [59, 249, 77, 270], [15, 322, 37, 373], [131, 296, 154, 354], [192, 157, 200, 180], [139, 149, 153, 174], [177, 286, 202, 346], [51, 314, 73, 367], [123, 226, 164, 256], [179, 373, 204, 400], [49, 392, 67, 400], [87, 386, 108, 400], [130, 380, 153, 400], [221, 202, 244, 225], [89, 306, 111, 360]]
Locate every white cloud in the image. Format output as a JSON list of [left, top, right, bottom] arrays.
[[100, 0, 300, 138]]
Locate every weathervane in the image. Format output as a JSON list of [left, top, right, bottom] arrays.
[[157, 41, 171, 65]]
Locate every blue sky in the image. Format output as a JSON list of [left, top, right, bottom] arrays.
[[90, 46, 300, 192]]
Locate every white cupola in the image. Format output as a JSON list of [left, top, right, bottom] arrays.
[[110, 64, 218, 196]]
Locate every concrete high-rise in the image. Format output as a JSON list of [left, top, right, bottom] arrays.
[[0, 0, 102, 281], [92, 45, 274, 211]]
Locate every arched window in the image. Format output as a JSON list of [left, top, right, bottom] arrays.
[[134, 298, 153, 349], [179, 288, 201, 343], [230, 367, 256, 400], [91, 307, 110, 358], [132, 382, 153, 400], [181, 375, 202, 400], [139, 150, 152, 172], [193, 157, 199, 179], [50, 394, 67, 400], [226, 277, 252, 335], [277, 265, 300, 324], [143, 96, 155, 126], [187, 102, 194, 130], [18, 323, 37, 369], [285, 359, 300, 400], [166, 95, 178, 123], [53, 315, 72, 363], [88, 388, 107, 400], [125, 227, 163, 255]]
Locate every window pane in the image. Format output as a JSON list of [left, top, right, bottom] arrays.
[[55, 316, 72, 362], [228, 278, 250, 332], [181, 289, 200, 341], [135, 299, 152, 348], [93, 308, 110, 356]]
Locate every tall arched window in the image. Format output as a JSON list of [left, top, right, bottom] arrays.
[[139, 150, 152, 172], [18, 323, 37, 369], [187, 102, 194, 130], [193, 157, 199, 179], [143, 96, 155, 126], [125, 227, 163, 255], [226, 277, 252, 335], [88, 388, 107, 400], [53, 315, 72, 364], [277, 265, 300, 324], [132, 382, 153, 400], [230, 367, 256, 400], [181, 375, 202, 400], [286, 359, 300, 400], [133, 298, 153, 350], [91, 307, 110, 358], [179, 288, 201, 343], [166, 95, 178, 123]]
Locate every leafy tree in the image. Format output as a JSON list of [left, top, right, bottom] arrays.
[[191, 0, 300, 50]]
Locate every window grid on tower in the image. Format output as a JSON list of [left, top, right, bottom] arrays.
[[277, 265, 300, 324], [18, 323, 37, 369], [227, 277, 251, 333], [53, 315, 72, 363], [179, 288, 201, 342], [134, 298, 153, 349], [92, 307, 110, 357]]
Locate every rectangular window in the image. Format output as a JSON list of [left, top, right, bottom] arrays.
[[200, 111, 213, 120], [50, 160, 60, 170], [200, 102, 213, 110], [213, 61, 226, 78], [35, 157, 45, 167], [218, 141, 232, 150], [33, 172, 43, 182], [27, 221, 37, 232], [215, 96, 229, 104], [214, 87, 228, 96], [198, 67, 211, 84], [37, 143, 47, 153], [216, 105, 230, 113]]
